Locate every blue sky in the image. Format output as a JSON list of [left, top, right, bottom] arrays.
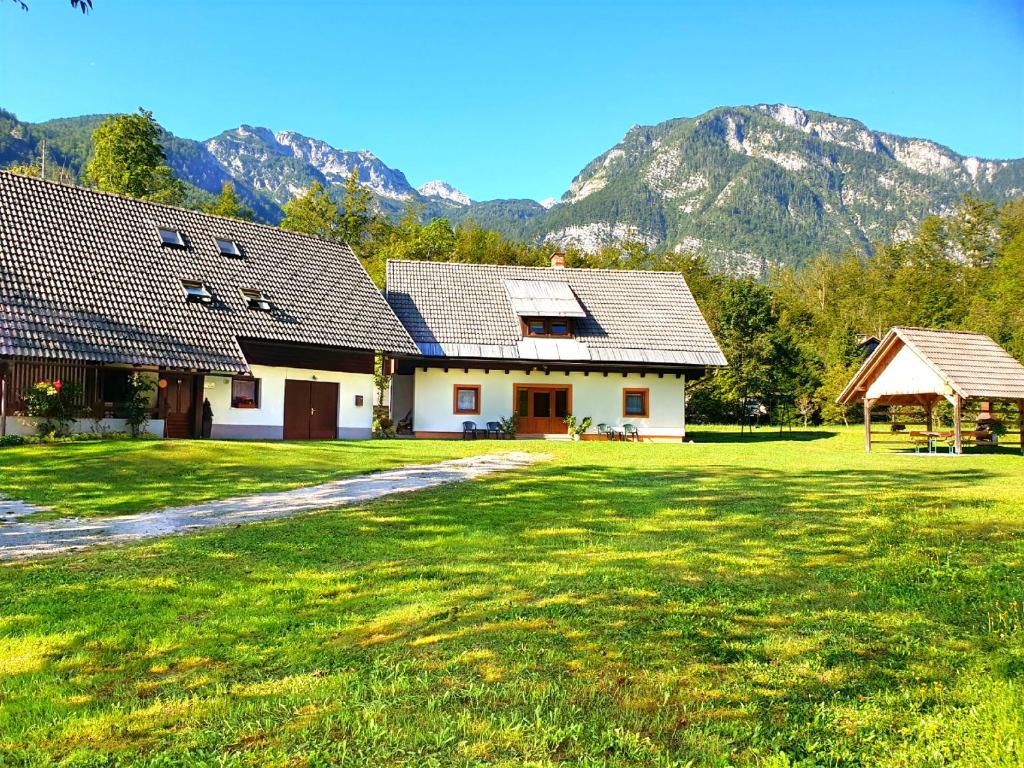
[[1, 0, 1021, 201]]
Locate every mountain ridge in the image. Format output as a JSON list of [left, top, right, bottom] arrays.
[[1, 104, 1020, 273]]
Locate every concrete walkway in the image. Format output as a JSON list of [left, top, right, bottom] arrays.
[[0, 452, 547, 561]]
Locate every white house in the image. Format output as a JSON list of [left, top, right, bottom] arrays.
[[385, 255, 726, 440], [0, 172, 417, 440]]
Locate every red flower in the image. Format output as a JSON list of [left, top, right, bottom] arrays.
[[53, 379, 62, 392]]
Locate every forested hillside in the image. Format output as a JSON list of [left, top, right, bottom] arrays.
[[537, 105, 1024, 272]]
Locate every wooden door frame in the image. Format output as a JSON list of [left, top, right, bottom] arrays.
[[159, 371, 199, 438], [513, 383, 572, 435], [191, 375, 205, 438]]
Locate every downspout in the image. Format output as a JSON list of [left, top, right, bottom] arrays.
[[681, 373, 687, 441], [0, 361, 7, 437]]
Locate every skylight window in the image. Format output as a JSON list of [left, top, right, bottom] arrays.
[[158, 228, 186, 247], [182, 280, 213, 304], [241, 287, 273, 312], [215, 238, 242, 257]]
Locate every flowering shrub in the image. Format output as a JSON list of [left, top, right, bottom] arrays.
[[122, 373, 155, 437], [21, 379, 84, 436]]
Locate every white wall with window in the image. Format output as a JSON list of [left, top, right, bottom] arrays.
[[204, 364, 375, 439], [402, 367, 687, 439]]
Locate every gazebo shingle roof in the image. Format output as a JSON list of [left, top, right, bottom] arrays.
[[839, 326, 1024, 402], [385, 260, 726, 367], [0, 172, 417, 372]]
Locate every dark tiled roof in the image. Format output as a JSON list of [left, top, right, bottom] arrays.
[[385, 260, 727, 367], [0, 172, 417, 372]]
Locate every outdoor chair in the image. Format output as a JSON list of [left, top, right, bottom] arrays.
[[462, 421, 479, 440], [622, 423, 639, 441], [596, 423, 616, 441], [396, 410, 413, 435], [484, 421, 503, 439]]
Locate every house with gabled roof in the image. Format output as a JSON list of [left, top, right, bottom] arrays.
[[384, 254, 726, 440], [0, 171, 417, 439]]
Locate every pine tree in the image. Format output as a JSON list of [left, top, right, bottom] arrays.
[[203, 183, 254, 220]]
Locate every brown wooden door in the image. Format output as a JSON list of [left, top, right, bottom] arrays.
[[309, 381, 339, 439], [163, 374, 195, 438], [284, 380, 311, 440], [515, 386, 570, 434], [284, 380, 339, 440]]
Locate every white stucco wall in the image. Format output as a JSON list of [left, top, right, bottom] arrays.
[[866, 344, 946, 400], [204, 364, 375, 439], [408, 367, 686, 437]]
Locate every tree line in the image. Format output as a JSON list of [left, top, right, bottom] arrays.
[[8, 111, 1022, 426]]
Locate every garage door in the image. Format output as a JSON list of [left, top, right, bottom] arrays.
[[283, 380, 339, 440]]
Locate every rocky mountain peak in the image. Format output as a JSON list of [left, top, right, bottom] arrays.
[[417, 180, 472, 206]]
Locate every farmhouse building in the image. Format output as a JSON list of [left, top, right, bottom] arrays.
[[0, 172, 417, 439], [385, 257, 726, 439]]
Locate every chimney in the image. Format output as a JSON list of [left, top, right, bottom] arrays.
[[550, 251, 566, 269]]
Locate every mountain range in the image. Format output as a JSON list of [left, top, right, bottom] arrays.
[[2, 104, 1021, 274]]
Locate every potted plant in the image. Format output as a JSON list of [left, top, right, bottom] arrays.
[[976, 417, 1008, 444], [564, 414, 593, 441], [498, 414, 518, 439]]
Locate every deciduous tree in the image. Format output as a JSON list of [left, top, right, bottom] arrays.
[[85, 109, 183, 205], [279, 182, 342, 240]]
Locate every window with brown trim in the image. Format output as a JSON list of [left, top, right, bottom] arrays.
[[623, 388, 649, 418], [231, 377, 260, 408], [453, 384, 481, 414], [522, 317, 573, 337]]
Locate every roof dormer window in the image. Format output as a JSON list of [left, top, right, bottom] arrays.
[[241, 287, 273, 312], [158, 228, 186, 247], [523, 317, 572, 337], [215, 238, 242, 257], [182, 280, 212, 304]]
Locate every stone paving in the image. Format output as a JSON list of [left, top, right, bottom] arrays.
[[0, 452, 548, 561]]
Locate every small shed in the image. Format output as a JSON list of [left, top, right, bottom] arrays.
[[837, 327, 1024, 454]]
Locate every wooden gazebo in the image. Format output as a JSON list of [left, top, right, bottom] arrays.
[[837, 327, 1024, 454]]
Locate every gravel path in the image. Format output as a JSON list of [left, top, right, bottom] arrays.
[[0, 451, 547, 561]]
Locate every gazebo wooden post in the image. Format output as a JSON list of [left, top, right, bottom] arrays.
[[1018, 399, 1023, 456], [925, 397, 933, 432], [953, 395, 963, 455], [864, 398, 875, 452]]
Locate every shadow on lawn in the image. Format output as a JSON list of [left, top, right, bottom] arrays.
[[687, 428, 838, 443], [3, 459, 1019, 761]]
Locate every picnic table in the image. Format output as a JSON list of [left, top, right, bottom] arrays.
[[909, 431, 952, 453], [909, 430, 996, 453]]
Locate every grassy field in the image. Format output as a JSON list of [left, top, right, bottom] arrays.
[[1, 429, 1022, 766], [0, 439, 508, 518]]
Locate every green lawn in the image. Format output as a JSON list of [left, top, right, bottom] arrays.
[[1, 429, 1022, 766], [0, 438, 521, 518]]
